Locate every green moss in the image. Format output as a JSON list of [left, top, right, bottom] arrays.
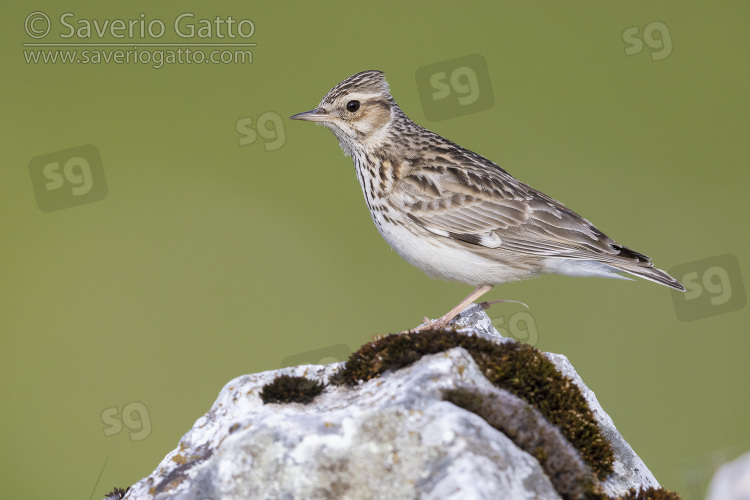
[[103, 486, 130, 499], [444, 387, 604, 500], [617, 487, 682, 500], [331, 329, 614, 479], [260, 374, 324, 404]]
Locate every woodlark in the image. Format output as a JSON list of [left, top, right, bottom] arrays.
[[291, 70, 685, 331]]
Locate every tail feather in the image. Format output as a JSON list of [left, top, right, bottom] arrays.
[[544, 245, 686, 291], [610, 244, 686, 291], [616, 263, 685, 291]]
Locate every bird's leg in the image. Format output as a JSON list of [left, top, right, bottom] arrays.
[[408, 284, 494, 333]]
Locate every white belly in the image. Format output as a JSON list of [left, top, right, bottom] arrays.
[[371, 213, 531, 286], [352, 155, 534, 287]]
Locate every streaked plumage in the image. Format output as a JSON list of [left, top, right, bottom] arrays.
[[291, 70, 685, 330]]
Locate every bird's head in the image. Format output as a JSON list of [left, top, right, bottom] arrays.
[[290, 70, 397, 156]]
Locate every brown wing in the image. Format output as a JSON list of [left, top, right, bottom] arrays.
[[392, 142, 648, 264]]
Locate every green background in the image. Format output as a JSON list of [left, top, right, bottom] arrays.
[[2, 2, 748, 499]]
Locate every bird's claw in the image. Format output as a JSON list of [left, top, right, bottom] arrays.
[[480, 299, 529, 310]]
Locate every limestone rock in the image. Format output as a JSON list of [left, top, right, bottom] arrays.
[[120, 305, 662, 500]]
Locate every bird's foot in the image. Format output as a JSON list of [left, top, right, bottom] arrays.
[[401, 298, 529, 334], [400, 316, 455, 334]]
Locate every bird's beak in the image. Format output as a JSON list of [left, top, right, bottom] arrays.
[[289, 108, 330, 122]]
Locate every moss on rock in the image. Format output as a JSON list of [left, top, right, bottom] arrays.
[[617, 487, 682, 500], [260, 374, 324, 404], [103, 487, 130, 499], [444, 386, 604, 500], [330, 329, 614, 479]]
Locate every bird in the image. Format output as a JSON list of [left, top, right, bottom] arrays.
[[290, 70, 685, 331]]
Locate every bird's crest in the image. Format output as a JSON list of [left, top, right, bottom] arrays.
[[320, 70, 392, 105]]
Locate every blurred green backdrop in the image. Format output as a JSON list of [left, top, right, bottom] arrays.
[[2, 2, 748, 499]]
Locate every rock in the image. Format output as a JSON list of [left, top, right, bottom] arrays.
[[706, 451, 750, 500], [120, 305, 664, 500]]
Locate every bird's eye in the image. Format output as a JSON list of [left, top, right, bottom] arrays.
[[346, 100, 360, 112]]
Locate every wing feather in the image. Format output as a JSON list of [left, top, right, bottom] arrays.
[[394, 153, 627, 260]]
